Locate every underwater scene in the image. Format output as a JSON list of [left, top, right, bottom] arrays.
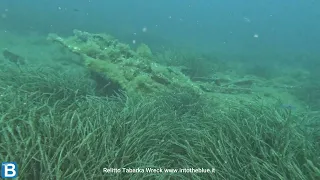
[[0, 0, 319, 179]]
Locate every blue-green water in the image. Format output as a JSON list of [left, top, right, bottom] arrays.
[[1, 0, 319, 53], [0, 1, 319, 179]]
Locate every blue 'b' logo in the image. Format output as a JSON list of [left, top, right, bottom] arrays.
[[1, 162, 18, 178]]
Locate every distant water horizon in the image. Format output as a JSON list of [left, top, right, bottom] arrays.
[[0, 1, 319, 56]]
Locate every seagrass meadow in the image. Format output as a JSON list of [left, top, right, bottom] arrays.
[[0, 30, 320, 179]]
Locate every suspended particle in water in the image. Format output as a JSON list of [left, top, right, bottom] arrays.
[[1, 9, 8, 19], [132, 40, 136, 44], [253, 34, 259, 38], [142, 27, 147, 32], [243, 17, 251, 23]]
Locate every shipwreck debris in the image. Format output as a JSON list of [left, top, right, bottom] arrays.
[[2, 49, 26, 65]]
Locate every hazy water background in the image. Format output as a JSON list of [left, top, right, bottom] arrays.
[[1, 2, 320, 179], [0, 0, 319, 64]]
